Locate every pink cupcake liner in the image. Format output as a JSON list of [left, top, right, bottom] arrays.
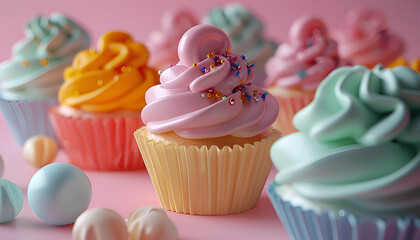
[[273, 95, 314, 136], [48, 108, 144, 171], [267, 183, 420, 240]]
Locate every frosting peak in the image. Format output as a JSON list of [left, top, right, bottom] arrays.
[[147, 9, 198, 70], [141, 24, 278, 139], [204, 3, 277, 71], [335, 8, 404, 68], [58, 31, 159, 113], [0, 13, 90, 100], [265, 16, 339, 91]]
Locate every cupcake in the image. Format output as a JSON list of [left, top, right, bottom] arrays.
[[388, 58, 420, 72], [268, 65, 420, 239], [203, 3, 277, 86], [146, 8, 198, 70], [0, 13, 90, 145], [265, 16, 339, 135], [134, 24, 280, 215], [49, 31, 159, 171], [334, 8, 404, 68]]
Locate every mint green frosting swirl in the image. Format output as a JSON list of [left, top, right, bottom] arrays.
[[0, 13, 90, 100], [271, 65, 420, 217], [203, 3, 277, 71]]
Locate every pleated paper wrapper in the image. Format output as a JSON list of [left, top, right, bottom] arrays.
[[273, 95, 314, 136], [267, 183, 420, 240], [134, 127, 281, 215], [49, 108, 144, 171], [0, 97, 58, 146]]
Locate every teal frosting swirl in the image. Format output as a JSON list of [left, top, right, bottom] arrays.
[[271, 65, 420, 218], [0, 13, 90, 100], [203, 3, 277, 71]]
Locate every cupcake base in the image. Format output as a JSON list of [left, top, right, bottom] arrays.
[[267, 182, 420, 240], [134, 126, 281, 215], [49, 106, 144, 171], [0, 97, 58, 146]]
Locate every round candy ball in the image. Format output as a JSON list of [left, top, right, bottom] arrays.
[[23, 135, 58, 168], [0, 179, 24, 223], [27, 162, 92, 225]]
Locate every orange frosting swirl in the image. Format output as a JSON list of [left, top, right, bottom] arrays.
[[58, 31, 159, 113]]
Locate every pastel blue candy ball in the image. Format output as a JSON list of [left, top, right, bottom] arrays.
[[0, 179, 24, 223], [27, 162, 92, 225]]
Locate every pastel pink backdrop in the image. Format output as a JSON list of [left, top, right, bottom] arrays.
[[0, 0, 419, 240], [0, 0, 419, 62]]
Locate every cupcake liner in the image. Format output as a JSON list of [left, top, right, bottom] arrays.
[[134, 127, 280, 215], [48, 108, 144, 171], [0, 97, 58, 145], [273, 94, 314, 136], [267, 182, 420, 240]]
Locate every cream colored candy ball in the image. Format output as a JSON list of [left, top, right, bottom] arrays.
[[72, 208, 128, 240], [127, 206, 178, 240], [23, 135, 58, 168]]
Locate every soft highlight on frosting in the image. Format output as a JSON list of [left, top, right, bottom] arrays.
[[141, 24, 278, 139], [271, 65, 420, 217], [334, 8, 404, 68], [0, 13, 90, 100], [58, 31, 159, 113], [265, 16, 339, 91], [147, 8, 198, 70], [203, 3, 277, 71]]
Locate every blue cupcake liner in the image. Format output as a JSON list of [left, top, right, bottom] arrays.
[[0, 97, 58, 146], [267, 182, 420, 240]]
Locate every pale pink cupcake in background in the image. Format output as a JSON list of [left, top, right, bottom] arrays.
[[265, 16, 339, 135], [146, 8, 198, 71], [334, 8, 404, 68]]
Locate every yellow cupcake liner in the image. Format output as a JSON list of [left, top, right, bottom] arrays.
[[134, 127, 280, 215], [273, 94, 314, 136]]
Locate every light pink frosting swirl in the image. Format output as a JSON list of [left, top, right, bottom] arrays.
[[141, 24, 278, 139], [334, 8, 404, 68], [146, 9, 198, 70], [265, 16, 338, 91]]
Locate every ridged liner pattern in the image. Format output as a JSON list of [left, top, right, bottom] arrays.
[[267, 183, 420, 240], [273, 95, 314, 136], [0, 98, 58, 145], [134, 127, 280, 215], [49, 110, 144, 171]]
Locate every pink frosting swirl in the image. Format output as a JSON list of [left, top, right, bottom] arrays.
[[146, 9, 198, 70], [141, 24, 278, 139], [265, 16, 338, 91], [335, 8, 404, 68]]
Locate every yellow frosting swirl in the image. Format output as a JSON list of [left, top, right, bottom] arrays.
[[388, 57, 420, 73], [58, 31, 159, 113]]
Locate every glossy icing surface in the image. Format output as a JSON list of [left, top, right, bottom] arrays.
[[141, 24, 278, 139]]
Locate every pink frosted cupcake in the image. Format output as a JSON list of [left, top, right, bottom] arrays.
[[265, 16, 339, 135], [134, 24, 280, 215], [334, 8, 404, 68], [49, 31, 159, 171], [146, 8, 198, 71]]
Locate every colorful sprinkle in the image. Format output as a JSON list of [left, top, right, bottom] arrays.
[[229, 97, 235, 105], [113, 75, 119, 81], [297, 69, 307, 79], [39, 58, 49, 66], [207, 92, 213, 97], [208, 88, 214, 93], [241, 96, 247, 102], [121, 66, 131, 73], [73, 90, 80, 97], [158, 70, 164, 75], [210, 64, 215, 69], [97, 80, 103, 86], [201, 67, 206, 73], [193, 63, 198, 67], [168, 64, 174, 67], [241, 55, 246, 60], [21, 60, 29, 67], [229, 81, 233, 85], [215, 92, 222, 98], [201, 93, 206, 98], [222, 96, 227, 100], [211, 52, 216, 56], [221, 60, 226, 64]]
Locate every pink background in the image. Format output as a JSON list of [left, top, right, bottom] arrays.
[[0, 0, 419, 62], [0, 0, 419, 239]]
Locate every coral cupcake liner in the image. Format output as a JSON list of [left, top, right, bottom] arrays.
[[0, 97, 58, 146], [134, 126, 280, 215], [48, 108, 144, 171], [273, 95, 314, 136], [267, 183, 420, 240]]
